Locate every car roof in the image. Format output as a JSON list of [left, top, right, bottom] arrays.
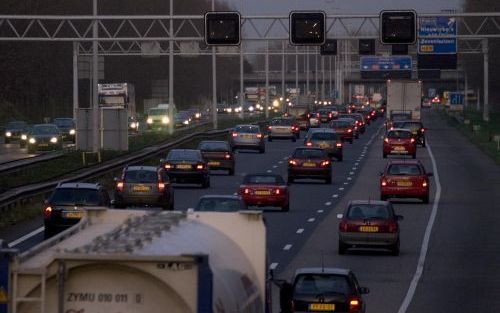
[[348, 200, 389, 206], [198, 195, 241, 200], [388, 128, 412, 132], [294, 267, 351, 276], [244, 173, 284, 178], [124, 166, 158, 171], [308, 128, 335, 133], [57, 182, 101, 190], [393, 120, 422, 124], [169, 149, 199, 153], [333, 118, 354, 122], [294, 147, 324, 151], [387, 159, 423, 166], [235, 124, 259, 128]]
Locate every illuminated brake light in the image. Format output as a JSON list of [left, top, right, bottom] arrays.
[[196, 164, 204, 170], [256, 133, 263, 138], [422, 180, 428, 187], [347, 129, 352, 133], [244, 188, 250, 194], [224, 153, 231, 159], [289, 160, 298, 166], [306, 142, 313, 147], [320, 160, 330, 167], [158, 182, 166, 192], [381, 179, 387, 187], [268, 126, 272, 131], [116, 181, 124, 192], [336, 142, 342, 148], [384, 138, 389, 143], [349, 297, 361, 312], [329, 113, 333, 118], [421, 128, 425, 133], [274, 188, 281, 195], [410, 138, 416, 144], [44, 206, 53, 218], [164, 164, 172, 170], [232, 132, 238, 137]]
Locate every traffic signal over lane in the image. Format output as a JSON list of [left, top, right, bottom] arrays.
[[204, 12, 241, 45], [289, 11, 326, 45], [380, 10, 417, 45]]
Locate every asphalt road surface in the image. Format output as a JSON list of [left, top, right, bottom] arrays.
[[2, 109, 500, 312]]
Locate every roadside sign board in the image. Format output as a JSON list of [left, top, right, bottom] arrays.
[[360, 56, 412, 71], [428, 88, 437, 97], [0, 251, 9, 313], [449, 92, 464, 105], [418, 17, 457, 54]]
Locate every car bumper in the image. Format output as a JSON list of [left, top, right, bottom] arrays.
[[166, 171, 208, 183], [289, 168, 331, 178], [116, 193, 170, 206], [206, 159, 234, 170], [381, 186, 429, 198], [383, 145, 416, 155], [231, 141, 264, 150], [29, 143, 61, 151], [242, 194, 288, 207], [269, 132, 295, 139], [339, 232, 399, 246]]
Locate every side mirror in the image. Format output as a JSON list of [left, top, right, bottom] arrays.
[[427, 172, 434, 177], [396, 215, 404, 221], [337, 213, 343, 219], [280, 282, 294, 313], [359, 287, 370, 294]]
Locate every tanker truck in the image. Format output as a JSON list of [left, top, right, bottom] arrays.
[[1, 208, 267, 313]]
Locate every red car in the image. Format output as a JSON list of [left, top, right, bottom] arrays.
[[380, 160, 433, 203], [288, 147, 332, 184], [239, 173, 289, 211], [383, 129, 417, 159], [330, 118, 355, 143]]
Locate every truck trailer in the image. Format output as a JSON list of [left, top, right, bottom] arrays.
[[386, 80, 422, 121], [2, 208, 266, 313]]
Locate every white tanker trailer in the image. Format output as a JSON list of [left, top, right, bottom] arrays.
[[1, 208, 267, 313]]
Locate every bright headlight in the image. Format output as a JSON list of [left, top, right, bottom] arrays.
[[21, 134, 27, 140], [183, 120, 189, 125], [29, 138, 36, 144], [130, 122, 137, 129], [162, 117, 170, 124], [226, 108, 233, 113], [147, 118, 153, 124], [195, 113, 201, 118], [50, 137, 58, 143], [69, 129, 76, 135], [5, 132, 11, 137], [248, 106, 255, 112]]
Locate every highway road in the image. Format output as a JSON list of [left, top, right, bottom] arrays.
[[2, 109, 500, 312], [0, 138, 37, 164]]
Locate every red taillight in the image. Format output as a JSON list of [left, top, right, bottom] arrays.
[[307, 113, 311, 118], [371, 111, 376, 116], [422, 180, 428, 187], [306, 142, 313, 147], [347, 129, 352, 133], [354, 126, 358, 130], [384, 138, 389, 143], [44, 206, 52, 218], [196, 164, 204, 170], [381, 178, 388, 187], [329, 113, 333, 118], [339, 220, 348, 232], [317, 113, 320, 118], [336, 142, 342, 148], [320, 160, 330, 167], [257, 133, 263, 138], [274, 188, 281, 195], [232, 132, 238, 137], [164, 163, 173, 170], [349, 297, 362, 312], [421, 128, 425, 133], [388, 221, 398, 233], [116, 181, 124, 192], [224, 153, 232, 159], [158, 182, 166, 192], [289, 160, 298, 166], [410, 138, 416, 144], [268, 126, 272, 131], [244, 188, 251, 194]]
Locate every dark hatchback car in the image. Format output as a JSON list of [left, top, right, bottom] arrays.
[[288, 148, 332, 184], [391, 120, 426, 147], [53, 117, 76, 143], [193, 195, 247, 212], [198, 140, 235, 175], [4, 121, 29, 144], [26, 124, 64, 153], [161, 149, 210, 188], [114, 166, 174, 210], [280, 267, 370, 313], [43, 182, 110, 238]]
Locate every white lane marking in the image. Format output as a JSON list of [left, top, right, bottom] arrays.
[[296, 228, 304, 234], [343, 182, 349, 185], [7, 226, 44, 248], [332, 194, 339, 198], [283, 244, 293, 251], [317, 209, 324, 213], [397, 140, 442, 313], [355, 162, 359, 166], [347, 177, 352, 181], [339, 187, 344, 191], [325, 202, 332, 206], [307, 218, 316, 222], [278, 161, 283, 164], [266, 169, 272, 173], [273, 165, 278, 168], [233, 192, 238, 195], [270, 263, 279, 270], [349, 171, 354, 175], [353, 167, 357, 170], [283, 157, 288, 160]]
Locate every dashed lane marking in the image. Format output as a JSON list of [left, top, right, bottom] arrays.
[[296, 228, 304, 234], [283, 244, 293, 251]]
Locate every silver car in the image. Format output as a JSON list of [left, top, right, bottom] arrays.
[[230, 124, 265, 153], [268, 118, 297, 142]]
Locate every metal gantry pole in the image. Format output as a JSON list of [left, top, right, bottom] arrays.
[[315, 51, 318, 100], [168, 0, 174, 134], [321, 54, 325, 100], [92, 0, 99, 152], [212, 0, 218, 128], [306, 47, 309, 96], [239, 44, 244, 118], [265, 40, 269, 118], [281, 41, 286, 108], [72, 42, 79, 120], [329, 56, 332, 98], [482, 38, 489, 121]]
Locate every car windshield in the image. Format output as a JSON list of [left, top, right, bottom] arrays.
[[176, 112, 189, 119], [402, 122, 423, 131], [331, 121, 351, 128], [124, 170, 158, 183], [53, 119, 74, 127], [294, 274, 351, 296], [388, 164, 422, 176], [32, 125, 58, 135], [7, 121, 27, 130], [195, 198, 243, 212], [235, 125, 259, 133], [199, 141, 229, 151], [271, 119, 292, 126], [391, 114, 411, 121], [243, 175, 285, 185], [311, 132, 337, 141], [387, 130, 412, 139], [318, 110, 330, 114], [293, 149, 327, 159], [167, 150, 199, 161], [347, 204, 390, 220], [50, 188, 100, 206], [148, 108, 167, 115]]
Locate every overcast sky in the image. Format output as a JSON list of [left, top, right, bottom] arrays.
[[225, 0, 464, 15]]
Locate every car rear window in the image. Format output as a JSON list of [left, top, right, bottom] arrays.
[[293, 149, 327, 159], [243, 175, 285, 185], [294, 274, 351, 296], [199, 141, 229, 151], [387, 130, 412, 139], [195, 198, 243, 212], [235, 125, 259, 133], [271, 119, 292, 126], [32, 125, 59, 135], [388, 164, 422, 175], [50, 188, 100, 206], [402, 122, 422, 130], [347, 204, 391, 220], [311, 132, 337, 141], [167, 150, 200, 161], [124, 170, 158, 183], [331, 121, 351, 128]]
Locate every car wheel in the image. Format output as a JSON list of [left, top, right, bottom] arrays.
[[337, 155, 343, 162], [259, 147, 265, 154], [202, 177, 210, 188], [268, 137, 273, 142], [390, 239, 400, 256], [287, 177, 294, 185], [292, 137, 296, 142], [325, 176, 332, 184], [338, 240, 348, 255], [228, 168, 235, 176], [422, 195, 430, 204], [281, 203, 290, 212], [380, 194, 388, 201], [383, 152, 387, 159], [44, 226, 54, 239], [422, 140, 426, 148], [355, 134, 359, 139], [296, 133, 300, 139], [412, 153, 417, 159]]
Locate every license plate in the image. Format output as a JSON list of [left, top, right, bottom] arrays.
[[38, 143, 49, 147], [208, 161, 220, 166], [242, 134, 254, 139], [255, 190, 271, 195], [303, 162, 316, 167], [397, 181, 413, 187], [359, 226, 379, 232], [394, 146, 405, 151], [309, 303, 335, 311], [320, 143, 331, 148], [177, 164, 192, 169], [63, 211, 84, 219], [133, 185, 151, 192]]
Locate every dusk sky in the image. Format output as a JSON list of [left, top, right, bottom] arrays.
[[224, 0, 464, 15]]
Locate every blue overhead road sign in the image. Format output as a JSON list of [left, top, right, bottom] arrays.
[[449, 92, 464, 105], [360, 56, 412, 71], [418, 17, 457, 54]]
